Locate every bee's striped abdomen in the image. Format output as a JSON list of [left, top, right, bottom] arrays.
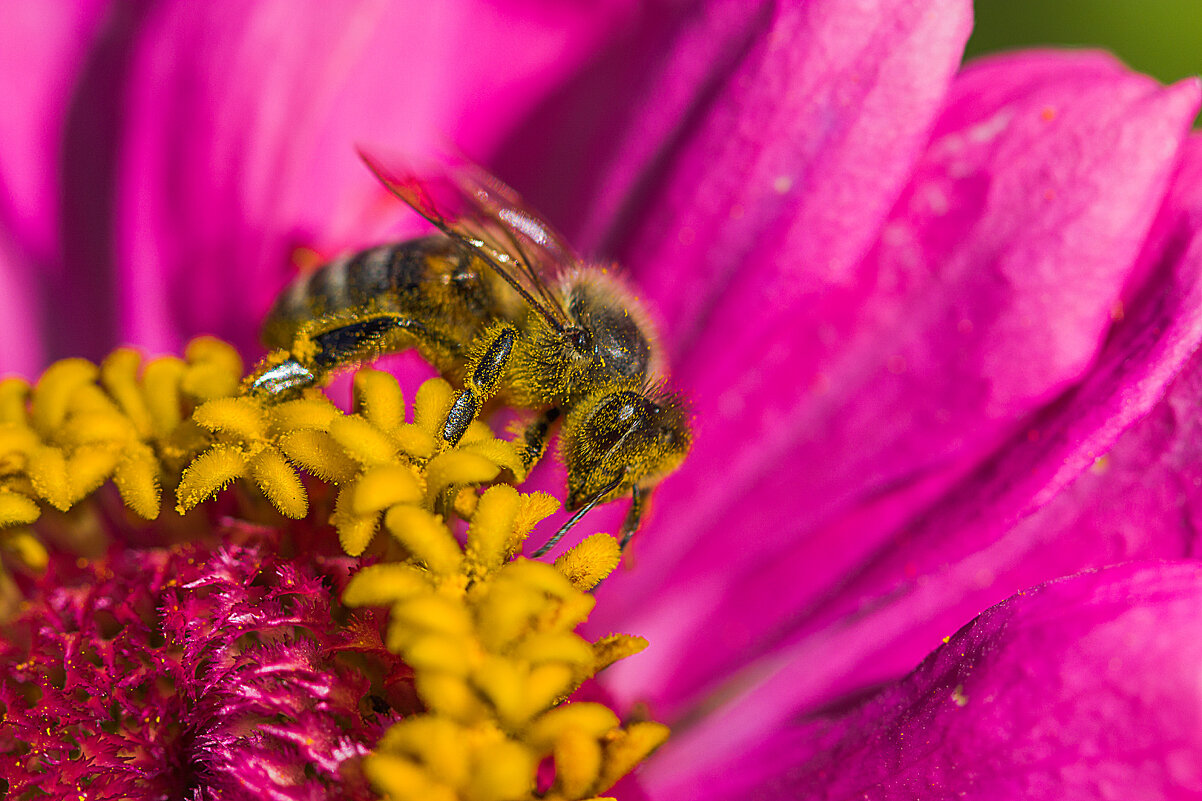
[[261, 237, 456, 348]]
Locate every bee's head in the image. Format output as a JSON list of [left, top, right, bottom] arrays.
[[560, 386, 691, 510], [559, 271, 664, 395]]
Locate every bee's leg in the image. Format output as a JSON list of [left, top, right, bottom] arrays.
[[247, 314, 461, 398], [515, 407, 562, 472], [619, 484, 647, 549], [442, 323, 518, 446]]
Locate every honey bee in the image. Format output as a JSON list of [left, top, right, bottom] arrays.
[[249, 151, 691, 552]]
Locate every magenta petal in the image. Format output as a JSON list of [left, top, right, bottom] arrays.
[[113, 1, 633, 359], [0, 1, 108, 374], [590, 54, 1202, 718], [649, 562, 1202, 800], [752, 131, 1202, 709], [2, 2, 630, 365]]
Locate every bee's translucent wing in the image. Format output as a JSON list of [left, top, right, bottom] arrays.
[[359, 148, 574, 331]]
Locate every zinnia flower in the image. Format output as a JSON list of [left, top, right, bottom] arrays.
[[4, 1, 1202, 799]]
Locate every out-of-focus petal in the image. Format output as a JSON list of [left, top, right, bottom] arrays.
[[651, 562, 1202, 800], [13, 1, 630, 366], [592, 54, 1202, 718], [0, 0, 108, 374]]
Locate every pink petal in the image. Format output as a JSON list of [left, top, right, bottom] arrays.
[[3, 2, 632, 368], [0, 0, 108, 374], [649, 562, 1202, 800], [114, 1, 634, 360], [591, 54, 1202, 720]]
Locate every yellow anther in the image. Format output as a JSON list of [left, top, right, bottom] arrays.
[[474, 581, 552, 653], [416, 673, 491, 723], [12, 345, 668, 799], [500, 559, 580, 601], [405, 633, 478, 676], [113, 444, 161, 520], [528, 704, 621, 749], [556, 593, 599, 633], [512, 633, 596, 667], [413, 378, 454, 434], [0, 424, 39, 472], [460, 419, 496, 445], [181, 360, 240, 401], [354, 368, 405, 430], [460, 438, 526, 481], [185, 336, 243, 372], [65, 381, 121, 416], [277, 429, 357, 484], [330, 414, 397, 465], [334, 510, 380, 557], [392, 424, 439, 460], [192, 397, 269, 442], [100, 348, 152, 436], [0, 491, 40, 527], [454, 486, 480, 519], [3, 528, 48, 570], [465, 739, 535, 801], [594, 722, 670, 795], [267, 397, 341, 434], [176, 444, 247, 513], [390, 594, 474, 641], [470, 655, 526, 726], [554, 533, 621, 591], [378, 717, 471, 788], [31, 358, 97, 436], [26, 444, 72, 510], [67, 446, 119, 502], [466, 484, 520, 572], [592, 634, 649, 673], [353, 464, 423, 515], [385, 505, 462, 576], [553, 727, 603, 799], [249, 448, 307, 518], [141, 357, 186, 437], [0, 378, 30, 425], [514, 492, 560, 540], [364, 753, 458, 801], [343, 563, 432, 606], [426, 451, 501, 503], [521, 662, 575, 721], [59, 410, 136, 447]]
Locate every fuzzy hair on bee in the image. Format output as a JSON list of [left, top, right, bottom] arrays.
[[247, 151, 691, 551]]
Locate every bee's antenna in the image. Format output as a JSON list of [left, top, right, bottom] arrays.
[[531, 473, 625, 558]]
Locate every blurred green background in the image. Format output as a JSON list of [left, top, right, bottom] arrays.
[[967, 0, 1201, 88]]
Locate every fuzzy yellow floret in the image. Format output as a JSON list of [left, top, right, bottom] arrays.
[[0, 491, 40, 527], [176, 445, 247, 513], [386, 506, 463, 576], [354, 368, 405, 430], [14, 343, 669, 800], [554, 533, 621, 591], [249, 448, 308, 518]]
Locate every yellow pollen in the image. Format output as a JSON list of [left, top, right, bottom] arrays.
[[8, 345, 668, 799]]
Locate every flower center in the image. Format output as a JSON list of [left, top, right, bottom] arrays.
[[0, 337, 667, 800]]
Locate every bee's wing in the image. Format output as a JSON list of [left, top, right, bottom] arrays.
[[359, 148, 573, 331]]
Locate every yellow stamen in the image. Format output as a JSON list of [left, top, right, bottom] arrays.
[[554, 532, 622, 591], [11, 340, 669, 799], [176, 444, 247, 514], [0, 491, 40, 527]]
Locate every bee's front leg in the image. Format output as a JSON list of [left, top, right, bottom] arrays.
[[442, 323, 519, 445]]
